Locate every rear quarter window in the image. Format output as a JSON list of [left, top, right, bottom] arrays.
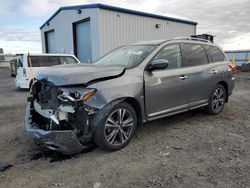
[[17, 55, 23, 67], [204, 45, 226, 62], [181, 43, 209, 67], [28, 56, 61, 67]]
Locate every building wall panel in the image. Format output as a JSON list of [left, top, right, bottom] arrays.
[[41, 7, 196, 61], [98, 9, 196, 56], [41, 8, 100, 61], [225, 50, 250, 66]]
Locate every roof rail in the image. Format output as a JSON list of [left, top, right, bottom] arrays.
[[173, 37, 212, 43]]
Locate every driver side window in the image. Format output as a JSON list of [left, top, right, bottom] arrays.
[[153, 44, 182, 69]]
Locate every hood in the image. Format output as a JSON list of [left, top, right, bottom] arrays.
[[35, 64, 125, 86]]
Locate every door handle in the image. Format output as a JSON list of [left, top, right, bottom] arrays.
[[210, 70, 218, 74], [179, 75, 188, 80]]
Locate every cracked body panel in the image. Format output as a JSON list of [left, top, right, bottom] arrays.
[[25, 103, 85, 154], [24, 68, 144, 154]]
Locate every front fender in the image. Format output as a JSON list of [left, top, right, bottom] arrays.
[[90, 98, 126, 130]]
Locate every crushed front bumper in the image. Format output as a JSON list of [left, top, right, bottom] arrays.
[[25, 102, 87, 155]]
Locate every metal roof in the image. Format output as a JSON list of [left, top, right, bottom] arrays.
[[132, 40, 167, 45], [40, 3, 198, 29], [130, 37, 216, 46]]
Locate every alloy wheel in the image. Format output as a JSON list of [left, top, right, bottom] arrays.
[[211, 88, 225, 112], [104, 108, 134, 146]]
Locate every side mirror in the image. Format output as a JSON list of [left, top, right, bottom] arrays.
[[147, 59, 169, 71]]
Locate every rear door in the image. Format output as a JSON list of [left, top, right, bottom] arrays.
[[203, 44, 228, 89], [180, 43, 212, 107], [145, 44, 191, 120]]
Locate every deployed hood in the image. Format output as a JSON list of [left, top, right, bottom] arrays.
[[35, 64, 125, 86]]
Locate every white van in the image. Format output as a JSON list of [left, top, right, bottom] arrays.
[[15, 53, 80, 89]]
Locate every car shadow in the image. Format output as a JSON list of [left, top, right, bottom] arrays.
[[13, 88, 29, 92], [143, 108, 206, 129], [26, 109, 209, 162]]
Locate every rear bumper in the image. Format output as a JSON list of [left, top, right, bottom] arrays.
[[228, 76, 235, 97], [25, 102, 86, 155]]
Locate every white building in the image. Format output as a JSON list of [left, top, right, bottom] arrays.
[[40, 3, 197, 63]]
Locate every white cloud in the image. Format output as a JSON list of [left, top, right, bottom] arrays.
[[0, 40, 41, 54], [0, 1, 13, 16], [1, 0, 249, 53], [0, 27, 40, 42], [18, 0, 164, 17], [222, 32, 250, 51], [19, 0, 61, 17]]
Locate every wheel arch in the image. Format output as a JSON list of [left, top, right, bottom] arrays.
[[104, 97, 143, 127], [123, 97, 143, 126], [217, 81, 228, 102], [91, 97, 143, 130]]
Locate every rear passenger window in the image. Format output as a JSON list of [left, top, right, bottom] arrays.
[[17, 55, 23, 67], [204, 45, 225, 62], [181, 44, 208, 67], [28, 56, 61, 67], [153, 44, 182, 69]]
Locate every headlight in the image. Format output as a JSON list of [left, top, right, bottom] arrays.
[[81, 89, 96, 101], [57, 88, 96, 102]]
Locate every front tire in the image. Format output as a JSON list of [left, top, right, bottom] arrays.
[[94, 102, 137, 151], [205, 84, 226, 115]]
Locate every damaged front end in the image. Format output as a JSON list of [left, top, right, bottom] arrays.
[[25, 80, 99, 154]]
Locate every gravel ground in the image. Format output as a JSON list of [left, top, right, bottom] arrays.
[[0, 67, 249, 188]]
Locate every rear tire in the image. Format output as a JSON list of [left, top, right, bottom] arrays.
[[205, 84, 226, 115], [94, 102, 137, 151]]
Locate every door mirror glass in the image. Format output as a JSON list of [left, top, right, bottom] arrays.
[[147, 59, 169, 71]]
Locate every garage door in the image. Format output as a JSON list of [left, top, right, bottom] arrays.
[[75, 20, 92, 63], [46, 30, 56, 53]]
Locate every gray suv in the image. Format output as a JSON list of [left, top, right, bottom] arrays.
[[25, 38, 235, 154]]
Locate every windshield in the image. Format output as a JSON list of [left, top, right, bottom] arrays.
[[95, 45, 156, 68]]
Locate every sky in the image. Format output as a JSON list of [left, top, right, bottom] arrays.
[[0, 0, 249, 54]]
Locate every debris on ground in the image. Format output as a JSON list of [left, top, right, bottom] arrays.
[[172, 146, 183, 150], [93, 182, 101, 188], [162, 152, 170, 157], [0, 162, 12, 172]]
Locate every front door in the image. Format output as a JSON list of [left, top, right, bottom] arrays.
[[144, 44, 190, 120]]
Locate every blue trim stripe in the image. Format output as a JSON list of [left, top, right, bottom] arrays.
[[225, 50, 250, 54], [40, 3, 197, 29]]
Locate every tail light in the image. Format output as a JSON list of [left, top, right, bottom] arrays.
[[228, 63, 236, 72], [23, 68, 27, 77]]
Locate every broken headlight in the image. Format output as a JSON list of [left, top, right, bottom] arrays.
[[58, 88, 96, 103]]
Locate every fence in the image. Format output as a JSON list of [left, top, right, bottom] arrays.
[[0, 54, 16, 67]]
